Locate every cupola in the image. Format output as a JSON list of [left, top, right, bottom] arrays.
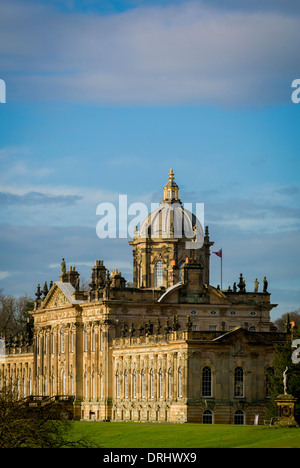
[[163, 168, 180, 202]]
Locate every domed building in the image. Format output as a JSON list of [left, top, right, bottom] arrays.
[[0, 170, 290, 425], [130, 168, 210, 289]]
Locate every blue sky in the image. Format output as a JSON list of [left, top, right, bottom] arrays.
[[0, 0, 300, 321]]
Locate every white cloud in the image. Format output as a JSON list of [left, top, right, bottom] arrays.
[[0, 271, 12, 280], [1, 0, 300, 106]]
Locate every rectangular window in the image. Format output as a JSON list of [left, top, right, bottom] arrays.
[[70, 329, 74, 353], [234, 367, 244, 397], [202, 367, 212, 397], [84, 329, 88, 352], [150, 371, 154, 398], [92, 328, 95, 352], [116, 373, 120, 399], [168, 371, 172, 399], [178, 369, 182, 398], [133, 372, 137, 399], [141, 371, 145, 398], [159, 371, 163, 398], [155, 261, 164, 287]]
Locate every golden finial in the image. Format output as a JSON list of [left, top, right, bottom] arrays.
[[168, 168, 174, 181]]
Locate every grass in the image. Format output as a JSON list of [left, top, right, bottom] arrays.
[[68, 421, 300, 448]]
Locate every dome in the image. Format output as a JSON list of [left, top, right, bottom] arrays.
[[138, 169, 203, 241]]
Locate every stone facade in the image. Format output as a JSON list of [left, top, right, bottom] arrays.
[[0, 170, 290, 424]]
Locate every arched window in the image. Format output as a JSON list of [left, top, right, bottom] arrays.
[[159, 369, 163, 399], [92, 372, 95, 399], [22, 376, 26, 397], [29, 370, 32, 395], [154, 261, 164, 287], [100, 372, 103, 398], [234, 367, 244, 397], [234, 410, 245, 425], [70, 370, 74, 395], [168, 368, 172, 399], [100, 328, 103, 350], [70, 327, 74, 353], [178, 367, 182, 398], [51, 373, 54, 396], [141, 370, 146, 398], [202, 410, 213, 424], [38, 368, 41, 395], [150, 369, 154, 398], [60, 327, 65, 353], [92, 327, 96, 351], [51, 332, 55, 354], [202, 366, 212, 397], [16, 375, 20, 399], [116, 371, 120, 399], [84, 372, 88, 399], [124, 371, 128, 398], [133, 370, 137, 399], [84, 328, 88, 352]]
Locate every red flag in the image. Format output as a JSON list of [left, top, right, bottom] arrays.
[[213, 249, 222, 258]]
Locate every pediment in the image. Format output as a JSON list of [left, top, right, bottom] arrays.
[[213, 327, 270, 346], [41, 281, 84, 309], [208, 286, 232, 305]]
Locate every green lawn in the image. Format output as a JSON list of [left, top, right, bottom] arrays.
[[69, 421, 300, 448]]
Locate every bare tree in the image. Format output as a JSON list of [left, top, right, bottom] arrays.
[[0, 289, 34, 340], [0, 384, 98, 448]]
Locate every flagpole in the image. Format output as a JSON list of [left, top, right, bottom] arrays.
[[213, 248, 223, 290], [221, 247, 223, 290]]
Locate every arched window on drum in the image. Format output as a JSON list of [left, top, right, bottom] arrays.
[[154, 261, 164, 287]]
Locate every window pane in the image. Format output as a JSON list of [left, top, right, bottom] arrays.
[[234, 367, 244, 397], [178, 368, 182, 397], [141, 370, 145, 398], [234, 410, 244, 424], [133, 371, 137, 399], [155, 261, 164, 287], [202, 410, 213, 424], [150, 370, 154, 398], [202, 366, 212, 397]]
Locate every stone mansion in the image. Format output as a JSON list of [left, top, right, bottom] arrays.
[[0, 170, 289, 424]]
